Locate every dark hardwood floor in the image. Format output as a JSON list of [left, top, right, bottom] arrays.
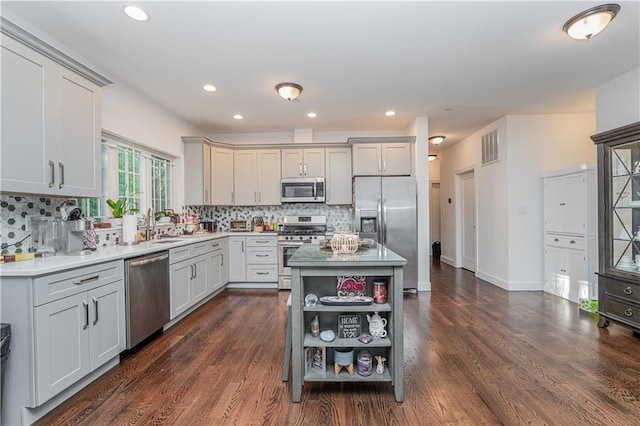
[[37, 261, 640, 425]]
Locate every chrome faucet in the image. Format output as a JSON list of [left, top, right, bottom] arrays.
[[145, 207, 156, 240]]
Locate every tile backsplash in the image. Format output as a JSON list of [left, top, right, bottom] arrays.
[[0, 194, 353, 254]]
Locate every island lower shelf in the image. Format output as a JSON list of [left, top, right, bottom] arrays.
[[305, 369, 392, 382], [304, 333, 391, 347]]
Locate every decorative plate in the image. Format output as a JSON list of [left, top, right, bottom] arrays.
[[319, 296, 373, 306], [337, 275, 366, 297]]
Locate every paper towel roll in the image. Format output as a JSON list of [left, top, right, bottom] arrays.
[[122, 214, 138, 243]]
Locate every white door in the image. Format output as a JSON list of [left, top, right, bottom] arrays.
[[169, 260, 193, 319], [326, 148, 352, 205], [430, 182, 441, 245], [303, 148, 325, 177], [211, 146, 234, 205], [461, 171, 476, 272], [191, 254, 209, 303], [257, 150, 281, 205], [233, 151, 257, 205], [228, 237, 246, 282]]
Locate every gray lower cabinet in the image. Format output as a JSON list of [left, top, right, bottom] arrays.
[[208, 238, 229, 292], [169, 242, 211, 319], [28, 261, 125, 406], [34, 280, 124, 405]]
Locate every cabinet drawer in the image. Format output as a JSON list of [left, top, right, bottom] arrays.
[[247, 247, 277, 264], [606, 281, 640, 304], [545, 235, 585, 250], [246, 236, 276, 247], [606, 298, 640, 327], [34, 260, 124, 306], [170, 242, 209, 263], [246, 265, 278, 282], [208, 239, 225, 253]]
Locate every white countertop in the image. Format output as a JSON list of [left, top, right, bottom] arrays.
[[0, 231, 278, 277]]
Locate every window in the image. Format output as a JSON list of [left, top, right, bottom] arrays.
[[78, 133, 175, 219]]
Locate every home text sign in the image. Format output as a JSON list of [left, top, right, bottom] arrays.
[[338, 314, 361, 339]]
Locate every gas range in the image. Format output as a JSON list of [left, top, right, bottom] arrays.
[[277, 215, 328, 242]]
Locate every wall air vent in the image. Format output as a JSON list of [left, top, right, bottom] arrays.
[[481, 129, 499, 166]]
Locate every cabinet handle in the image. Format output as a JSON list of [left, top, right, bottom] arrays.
[[256, 272, 269, 275], [221, 254, 224, 266], [554, 238, 560, 242], [92, 296, 98, 325], [624, 286, 633, 295], [58, 161, 65, 189], [299, 163, 303, 176], [559, 203, 566, 206], [74, 275, 99, 285], [242, 241, 244, 253], [569, 240, 576, 244], [211, 243, 220, 248], [190, 264, 194, 279], [256, 254, 269, 257], [625, 309, 633, 317], [49, 160, 55, 188], [378, 159, 382, 173], [205, 189, 209, 203], [258, 191, 261, 203], [383, 159, 386, 172], [304, 162, 307, 176], [231, 191, 234, 203], [254, 190, 257, 203], [83, 300, 89, 330], [194, 263, 197, 278], [256, 240, 270, 244]]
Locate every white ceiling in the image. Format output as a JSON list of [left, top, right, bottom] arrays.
[[2, 1, 639, 151]]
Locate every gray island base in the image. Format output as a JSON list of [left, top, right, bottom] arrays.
[[289, 243, 407, 402]]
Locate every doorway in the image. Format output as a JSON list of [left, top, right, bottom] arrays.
[[458, 170, 476, 272], [430, 182, 441, 246]]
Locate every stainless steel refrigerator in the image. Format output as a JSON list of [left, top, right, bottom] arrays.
[[354, 176, 417, 289]]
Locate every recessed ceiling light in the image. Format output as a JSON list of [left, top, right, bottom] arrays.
[[385, 111, 396, 117], [233, 114, 243, 120], [124, 5, 149, 22], [203, 84, 216, 92], [307, 112, 317, 118]]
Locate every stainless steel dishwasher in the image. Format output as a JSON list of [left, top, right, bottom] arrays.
[[125, 251, 170, 349]]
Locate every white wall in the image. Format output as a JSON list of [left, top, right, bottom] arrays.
[[408, 117, 430, 291], [439, 114, 596, 291], [506, 114, 596, 290], [596, 67, 640, 132]]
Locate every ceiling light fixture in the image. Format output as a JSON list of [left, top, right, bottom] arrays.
[[428, 155, 438, 162], [562, 4, 620, 40], [429, 136, 446, 145], [307, 112, 317, 118], [233, 114, 243, 120], [203, 84, 216, 92], [385, 111, 396, 117], [124, 5, 149, 22], [276, 82, 303, 101]]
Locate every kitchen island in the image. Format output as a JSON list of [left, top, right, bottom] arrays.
[[288, 243, 406, 402]]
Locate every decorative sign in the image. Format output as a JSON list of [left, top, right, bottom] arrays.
[[337, 276, 366, 298], [338, 314, 362, 339], [305, 347, 326, 374]]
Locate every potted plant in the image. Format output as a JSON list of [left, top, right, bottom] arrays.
[[106, 196, 138, 226]]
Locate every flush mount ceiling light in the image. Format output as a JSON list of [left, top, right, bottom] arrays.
[[428, 155, 438, 162], [276, 82, 303, 101], [563, 4, 620, 40], [124, 5, 149, 22], [429, 136, 446, 145]]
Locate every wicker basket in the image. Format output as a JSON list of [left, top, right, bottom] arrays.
[[330, 233, 359, 254]]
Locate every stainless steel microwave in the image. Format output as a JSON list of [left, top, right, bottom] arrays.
[[281, 177, 325, 203]]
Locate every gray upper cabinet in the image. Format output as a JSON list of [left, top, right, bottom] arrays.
[[352, 142, 412, 176], [281, 148, 325, 178], [1, 36, 101, 197], [183, 139, 212, 205]]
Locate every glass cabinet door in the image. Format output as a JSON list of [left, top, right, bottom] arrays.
[[610, 139, 640, 272]]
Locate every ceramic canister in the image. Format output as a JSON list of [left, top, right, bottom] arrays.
[[334, 348, 354, 366]]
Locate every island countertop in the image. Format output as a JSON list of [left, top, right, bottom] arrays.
[[288, 243, 407, 267]]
